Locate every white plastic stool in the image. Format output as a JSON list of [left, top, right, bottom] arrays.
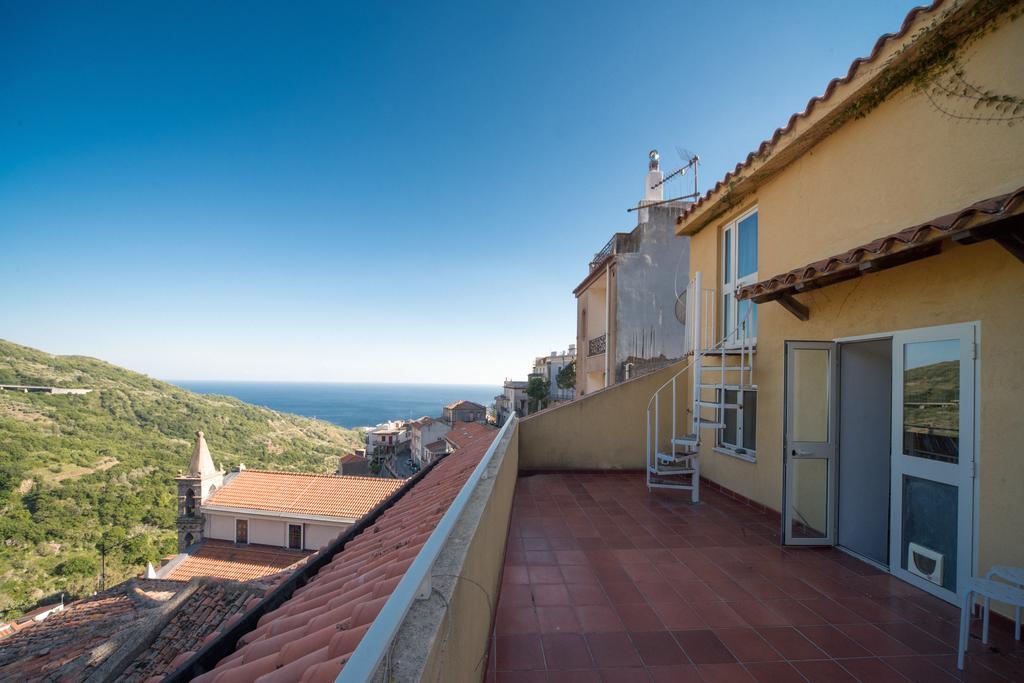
[[958, 566, 1024, 670]]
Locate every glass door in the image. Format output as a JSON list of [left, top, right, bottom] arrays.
[[784, 341, 837, 545], [890, 323, 975, 602]]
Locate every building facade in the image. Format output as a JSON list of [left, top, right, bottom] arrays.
[[494, 380, 528, 425], [531, 346, 576, 402], [660, 0, 1024, 608], [442, 400, 486, 424], [574, 152, 691, 396], [410, 417, 451, 464]]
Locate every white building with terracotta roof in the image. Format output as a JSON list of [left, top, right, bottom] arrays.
[[409, 416, 450, 465], [173, 432, 403, 560]]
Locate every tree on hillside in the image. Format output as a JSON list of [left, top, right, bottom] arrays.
[[556, 360, 576, 392], [526, 376, 550, 414]]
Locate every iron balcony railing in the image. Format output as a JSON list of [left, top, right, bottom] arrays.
[[588, 333, 607, 356], [588, 231, 638, 271]]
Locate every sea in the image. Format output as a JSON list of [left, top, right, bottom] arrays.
[[170, 381, 501, 429]]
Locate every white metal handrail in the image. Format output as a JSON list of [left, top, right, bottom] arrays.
[[336, 413, 518, 682]]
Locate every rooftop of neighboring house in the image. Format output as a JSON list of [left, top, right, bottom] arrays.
[[445, 399, 485, 411], [170, 426, 498, 682], [424, 438, 448, 454], [444, 420, 493, 450], [0, 577, 272, 682], [158, 539, 314, 582], [202, 469, 404, 522]]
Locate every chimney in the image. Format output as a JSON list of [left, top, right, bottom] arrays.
[[639, 150, 664, 223]]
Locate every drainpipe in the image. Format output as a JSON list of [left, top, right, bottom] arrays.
[[604, 261, 611, 388]]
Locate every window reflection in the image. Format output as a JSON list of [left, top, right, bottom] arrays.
[[903, 340, 959, 463]]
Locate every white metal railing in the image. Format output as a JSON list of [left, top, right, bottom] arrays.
[[336, 413, 518, 682], [646, 271, 755, 497]]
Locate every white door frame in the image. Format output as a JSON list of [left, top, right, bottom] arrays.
[[889, 322, 977, 602], [783, 341, 838, 546]]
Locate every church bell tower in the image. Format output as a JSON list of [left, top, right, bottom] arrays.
[[175, 430, 224, 551]]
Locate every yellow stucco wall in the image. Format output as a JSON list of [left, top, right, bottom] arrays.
[[519, 359, 688, 471], [686, 12, 1024, 584]]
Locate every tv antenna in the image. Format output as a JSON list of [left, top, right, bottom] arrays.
[[627, 146, 701, 213]]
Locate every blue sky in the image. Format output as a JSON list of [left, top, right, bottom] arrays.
[[1, 1, 916, 384]]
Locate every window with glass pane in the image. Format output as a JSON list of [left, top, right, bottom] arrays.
[[903, 339, 959, 463], [722, 209, 758, 343], [719, 389, 757, 455]]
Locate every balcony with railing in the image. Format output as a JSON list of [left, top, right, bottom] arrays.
[[588, 230, 638, 272]]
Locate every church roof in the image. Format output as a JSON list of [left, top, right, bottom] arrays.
[[202, 470, 404, 521], [188, 430, 221, 479]]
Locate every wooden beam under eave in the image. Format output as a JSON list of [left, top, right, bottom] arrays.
[[994, 232, 1024, 263], [777, 294, 809, 321]]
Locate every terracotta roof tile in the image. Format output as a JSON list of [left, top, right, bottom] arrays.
[[738, 186, 1024, 301], [190, 427, 498, 683], [163, 540, 313, 583], [445, 399, 485, 411], [203, 470, 403, 520], [444, 421, 494, 449], [680, 0, 955, 226]]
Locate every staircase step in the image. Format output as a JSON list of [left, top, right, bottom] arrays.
[[656, 451, 690, 464], [671, 435, 699, 447], [700, 365, 752, 372], [698, 419, 725, 429], [648, 465, 696, 476], [697, 400, 739, 409], [699, 384, 757, 391]]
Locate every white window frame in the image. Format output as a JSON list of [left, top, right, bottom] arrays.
[[715, 388, 757, 462], [722, 206, 759, 347]]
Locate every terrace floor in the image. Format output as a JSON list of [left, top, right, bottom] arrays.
[[489, 472, 1023, 682]]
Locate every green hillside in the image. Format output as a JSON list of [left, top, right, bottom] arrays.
[[0, 339, 364, 618]]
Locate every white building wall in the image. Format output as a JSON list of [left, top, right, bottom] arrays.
[[207, 513, 235, 542], [249, 518, 285, 546], [305, 523, 347, 550]]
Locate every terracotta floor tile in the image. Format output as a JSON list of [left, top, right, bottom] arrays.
[[630, 630, 689, 666], [556, 550, 590, 566], [648, 664, 704, 682], [529, 566, 565, 585], [523, 537, 552, 551], [500, 583, 534, 608], [532, 583, 571, 607], [497, 606, 540, 635], [692, 600, 748, 628], [800, 598, 866, 625], [713, 627, 783, 662], [541, 633, 593, 670], [730, 600, 792, 628], [797, 624, 872, 659], [561, 565, 601, 585], [876, 621, 953, 655], [585, 631, 642, 668], [614, 603, 665, 631], [836, 657, 912, 682], [568, 583, 610, 606], [706, 580, 755, 602], [881, 655, 958, 682], [537, 606, 582, 634], [835, 622, 916, 656], [598, 668, 651, 683], [495, 671, 547, 683], [525, 550, 558, 566], [504, 566, 530, 585], [602, 582, 646, 605], [651, 601, 705, 630], [495, 634, 545, 671], [672, 629, 736, 664], [757, 626, 828, 660], [763, 598, 829, 626], [744, 661, 808, 683], [554, 670, 603, 683], [695, 662, 758, 682], [575, 605, 625, 633], [791, 659, 859, 682]]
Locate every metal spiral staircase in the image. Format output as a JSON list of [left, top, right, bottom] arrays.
[[646, 271, 756, 501]]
